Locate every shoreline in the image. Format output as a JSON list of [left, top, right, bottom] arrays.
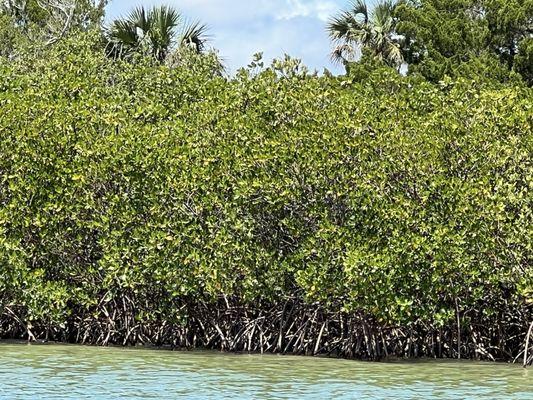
[[0, 338, 529, 368], [2, 299, 531, 366]]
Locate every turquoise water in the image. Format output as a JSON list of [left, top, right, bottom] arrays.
[[0, 342, 530, 399]]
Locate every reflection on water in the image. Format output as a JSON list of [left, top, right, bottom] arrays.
[[0, 342, 530, 399]]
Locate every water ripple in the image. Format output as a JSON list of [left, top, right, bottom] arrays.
[[0, 342, 530, 399]]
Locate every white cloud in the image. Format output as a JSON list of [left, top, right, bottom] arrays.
[[277, 0, 338, 22]]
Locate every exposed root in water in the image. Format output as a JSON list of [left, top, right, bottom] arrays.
[[1, 295, 531, 363], [523, 321, 533, 368], [3, 307, 36, 343]]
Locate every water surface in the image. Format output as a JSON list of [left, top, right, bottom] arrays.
[[0, 342, 530, 399]]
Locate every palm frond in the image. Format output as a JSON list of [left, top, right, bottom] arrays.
[[180, 20, 210, 53], [384, 41, 404, 66], [128, 6, 151, 33], [350, 0, 369, 23], [372, 1, 395, 29], [330, 43, 358, 65], [150, 5, 180, 47], [327, 11, 364, 41], [109, 18, 138, 46]]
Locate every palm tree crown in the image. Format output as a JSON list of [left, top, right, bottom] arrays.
[[327, 0, 403, 69], [107, 5, 208, 62]]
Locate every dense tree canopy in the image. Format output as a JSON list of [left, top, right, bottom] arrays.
[[0, 2, 531, 362], [0, 34, 531, 360], [395, 0, 533, 83]]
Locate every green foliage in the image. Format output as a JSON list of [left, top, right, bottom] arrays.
[[515, 37, 533, 85], [0, 34, 531, 333], [1, 0, 107, 29], [483, 0, 533, 68], [0, 13, 22, 58], [344, 48, 400, 80], [0, 0, 107, 55], [396, 0, 533, 83]]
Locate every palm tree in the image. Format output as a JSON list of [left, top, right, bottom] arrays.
[[106, 5, 208, 63], [327, 0, 403, 70]]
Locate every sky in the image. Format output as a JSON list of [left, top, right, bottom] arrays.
[[105, 0, 362, 74]]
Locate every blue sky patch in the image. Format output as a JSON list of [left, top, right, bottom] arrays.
[[106, 0, 361, 74]]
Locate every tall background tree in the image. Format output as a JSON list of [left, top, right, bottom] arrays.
[[327, 0, 404, 71], [106, 5, 209, 63], [395, 0, 533, 83], [328, 0, 533, 84]]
